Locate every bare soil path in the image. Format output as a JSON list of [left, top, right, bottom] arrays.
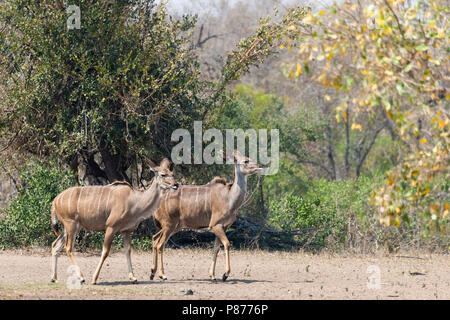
[[0, 248, 448, 299]]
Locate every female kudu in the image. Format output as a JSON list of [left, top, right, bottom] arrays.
[[150, 150, 262, 282], [50, 158, 178, 284]]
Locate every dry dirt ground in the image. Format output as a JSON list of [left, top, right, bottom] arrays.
[[0, 248, 448, 300]]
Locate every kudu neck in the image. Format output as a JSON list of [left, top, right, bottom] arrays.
[[230, 163, 247, 208], [141, 178, 161, 203]]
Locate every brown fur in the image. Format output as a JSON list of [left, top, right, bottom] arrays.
[[210, 177, 227, 185], [110, 181, 132, 188], [150, 150, 261, 281], [50, 158, 178, 285]]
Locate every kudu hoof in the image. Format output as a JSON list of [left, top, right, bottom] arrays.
[[131, 279, 138, 284], [50, 279, 57, 283], [159, 275, 168, 281], [222, 274, 228, 282], [149, 274, 155, 280], [80, 279, 86, 284]]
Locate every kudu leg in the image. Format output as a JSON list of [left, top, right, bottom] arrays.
[[211, 225, 231, 282], [208, 237, 221, 281], [91, 227, 116, 284], [122, 231, 137, 283], [64, 222, 85, 283], [155, 227, 175, 280], [150, 230, 163, 280], [50, 229, 66, 283]]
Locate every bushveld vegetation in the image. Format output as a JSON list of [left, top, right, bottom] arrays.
[[0, 0, 448, 252]]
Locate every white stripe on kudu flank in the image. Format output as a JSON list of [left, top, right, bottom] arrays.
[[68, 188, 76, 213], [96, 187, 105, 215], [195, 187, 199, 212], [208, 189, 212, 211], [76, 187, 84, 213], [86, 187, 96, 216], [105, 188, 112, 213]]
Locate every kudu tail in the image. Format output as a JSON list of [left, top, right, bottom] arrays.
[[51, 200, 60, 236]]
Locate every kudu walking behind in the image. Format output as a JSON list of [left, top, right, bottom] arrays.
[[151, 150, 262, 282], [50, 158, 178, 284]]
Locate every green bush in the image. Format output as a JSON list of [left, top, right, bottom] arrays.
[[0, 161, 76, 248], [269, 194, 345, 249], [268, 176, 381, 250]]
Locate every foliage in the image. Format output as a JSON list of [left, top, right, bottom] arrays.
[[283, 0, 449, 229], [0, 161, 75, 248], [268, 190, 345, 249], [0, 0, 210, 182], [268, 176, 380, 249]]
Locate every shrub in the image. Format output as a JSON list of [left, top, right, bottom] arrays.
[[0, 161, 76, 248], [268, 176, 381, 250], [269, 193, 345, 249]]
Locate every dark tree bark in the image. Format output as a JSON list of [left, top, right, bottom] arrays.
[[98, 139, 131, 183]]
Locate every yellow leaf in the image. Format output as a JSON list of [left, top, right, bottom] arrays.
[[295, 63, 302, 77], [303, 13, 314, 24], [318, 10, 326, 16], [422, 188, 430, 196], [420, 138, 427, 144], [438, 120, 446, 129], [287, 25, 296, 31], [324, 95, 331, 101], [351, 123, 362, 131], [279, 44, 285, 49]]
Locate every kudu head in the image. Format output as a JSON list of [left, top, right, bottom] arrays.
[[223, 150, 262, 176], [146, 158, 179, 190]]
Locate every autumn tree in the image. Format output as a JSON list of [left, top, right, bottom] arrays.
[[282, 0, 449, 230]]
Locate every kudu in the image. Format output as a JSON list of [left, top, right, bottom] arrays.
[[50, 158, 178, 285], [150, 150, 262, 282]]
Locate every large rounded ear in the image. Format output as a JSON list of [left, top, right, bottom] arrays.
[[233, 149, 244, 162], [159, 158, 171, 170], [222, 150, 234, 163], [145, 158, 157, 172]]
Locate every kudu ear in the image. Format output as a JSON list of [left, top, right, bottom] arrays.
[[233, 149, 244, 162], [159, 158, 171, 170], [145, 158, 157, 172], [222, 150, 234, 163]]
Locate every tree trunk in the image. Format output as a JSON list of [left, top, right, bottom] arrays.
[[98, 140, 131, 183]]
